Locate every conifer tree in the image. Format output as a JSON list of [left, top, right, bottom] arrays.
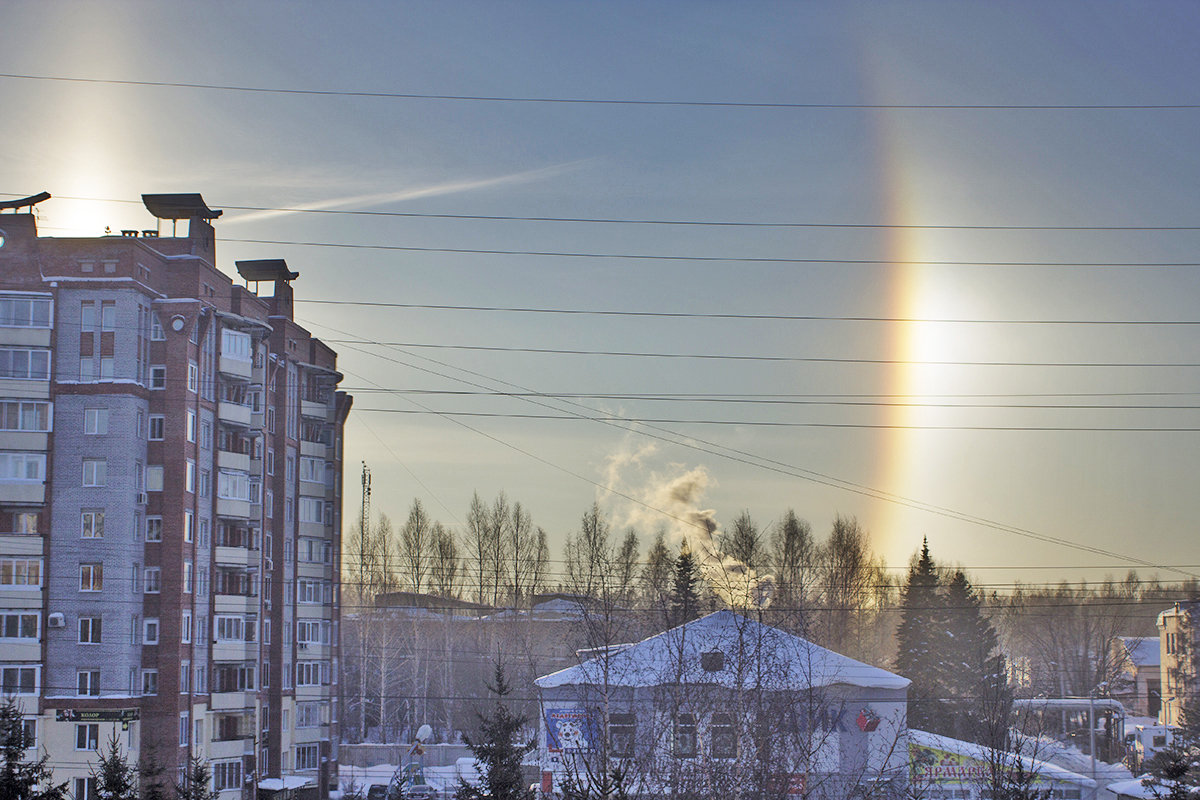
[[894, 539, 946, 733], [943, 569, 1008, 746], [668, 542, 702, 627], [0, 697, 67, 800], [175, 756, 219, 800], [92, 730, 138, 800], [457, 663, 535, 800]]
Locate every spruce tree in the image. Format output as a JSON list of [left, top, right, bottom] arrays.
[[457, 663, 535, 800], [0, 697, 67, 800], [668, 542, 702, 627], [175, 756, 219, 800], [943, 570, 1008, 746], [92, 730, 138, 800], [894, 539, 945, 733]]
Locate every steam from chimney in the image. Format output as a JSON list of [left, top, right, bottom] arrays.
[[611, 457, 774, 608]]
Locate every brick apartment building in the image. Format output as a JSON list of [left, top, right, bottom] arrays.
[[0, 192, 351, 799]]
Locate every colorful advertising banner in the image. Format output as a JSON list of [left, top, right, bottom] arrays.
[[545, 708, 599, 753]]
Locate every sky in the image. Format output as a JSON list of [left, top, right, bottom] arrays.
[[2, 1, 1199, 590]]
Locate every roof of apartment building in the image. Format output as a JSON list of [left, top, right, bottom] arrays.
[[535, 608, 910, 691]]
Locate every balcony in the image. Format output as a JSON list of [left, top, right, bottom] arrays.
[[0, 483, 43, 504], [212, 710, 257, 742], [217, 450, 251, 473], [300, 398, 328, 420], [217, 400, 252, 427], [218, 355, 253, 380], [216, 497, 251, 519]]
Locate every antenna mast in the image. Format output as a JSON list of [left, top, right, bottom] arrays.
[[358, 461, 371, 741]]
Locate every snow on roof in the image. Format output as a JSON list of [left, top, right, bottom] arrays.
[[1121, 637, 1161, 667], [535, 609, 909, 691], [1106, 777, 1184, 799], [909, 729, 1097, 789]]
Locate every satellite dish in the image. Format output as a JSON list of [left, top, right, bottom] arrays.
[[416, 724, 433, 743]]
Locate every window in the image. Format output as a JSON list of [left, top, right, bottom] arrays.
[[221, 329, 252, 361], [200, 420, 212, 450], [81, 510, 104, 539], [100, 301, 116, 332], [0, 348, 50, 380], [184, 510, 194, 542], [75, 778, 97, 800], [299, 497, 324, 524], [145, 516, 163, 541], [145, 465, 163, 492], [199, 469, 210, 497], [82, 459, 106, 487], [83, 407, 108, 435], [0, 401, 51, 432], [142, 669, 158, 696], [195, 663, 207, 695], [215, 615, 246, 642], [151, 312, 164, 340], [80, 357, 96, 382], [81, 301, 97, 331], [179, 712, 190, 746], [710, 712, 737, 759], [144, 567, 161, 594], [199, 519, 210, 547], [0, 665, 37, 694], [218, 471, 250, 501], [76, 723, 99, 750], [79, 616, 102, 644], [0, 453, 45, 482], [149, 365, 166, 389], [296, 661, 327, 686], [143, 618, 159, 645], [99, 357, 114, 381], [297, 619, 330, 645], [186, 410, 196, 442], [296, 743, 319, 771], [183, 561, 193, 594], [77, 669, 100, 696], [0, 612, 38, 639], [610, 713, 636, 757], [187, 362, 198, 392], [181, 611, 192, 644], [0, 558, 41, 588], [212, 761, 241, 792], [0, 296, 51, 328], [299, 456, 324, 483], [266, 449, 275, 476], [296, 702, 323, 728], [20, 718, 35, 749], [80, 563, 103, 591], [148, 415, 164, 440], [674, 713, 697, 758], [14, 512, 37, 534]]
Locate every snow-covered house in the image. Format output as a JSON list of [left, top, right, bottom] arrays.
[[534, 609, 910, 799], [1113, 636, 1162, 720], [909, 729, 1096, 800]]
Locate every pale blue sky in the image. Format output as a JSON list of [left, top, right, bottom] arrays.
[[3, 1, 1200, 587]]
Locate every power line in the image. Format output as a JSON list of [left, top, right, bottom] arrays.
[[355, 407, 1200, 433], [326, 337, 1200, 368], [298, 298, 1200, 325], [224, 236, 1200, 267], [9, 192, 1200, 232], [4, 72, 1198, 110]]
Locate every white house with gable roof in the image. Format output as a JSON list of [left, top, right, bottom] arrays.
[[534, 609, 910, 799]]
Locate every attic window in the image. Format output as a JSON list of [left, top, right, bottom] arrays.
[[701, 651, 724, 672]]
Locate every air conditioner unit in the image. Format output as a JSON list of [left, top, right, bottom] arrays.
[[47, 613, 65, 628], [136, 492, 148, 506]]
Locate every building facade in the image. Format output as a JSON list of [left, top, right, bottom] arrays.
[[1157, 601, 1198, 727], [0, 193, 350, 798]]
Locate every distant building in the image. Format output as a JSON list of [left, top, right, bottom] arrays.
[[909, 729, 1095, 800], [1157, 601, 1199, 726], [534, 609, 910, 799], [1112, 636, 1161, 720], [0, 193, 349, 799]]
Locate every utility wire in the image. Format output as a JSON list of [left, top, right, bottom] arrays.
[[327, 337, 1200, 369], [4, 73, 1199, 110], [7, 192, 1200, 231], [224, 236, 1200, 267]]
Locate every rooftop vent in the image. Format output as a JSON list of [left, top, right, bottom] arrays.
[[701, 650, 725, 672]]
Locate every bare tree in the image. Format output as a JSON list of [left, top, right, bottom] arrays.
[[725, 510, 765, 571], [566, 503, 613, 598], [530, 527, 551, 596], [769, 510, 816, 623], [487, 493, 513, 605], [816, 514, 885, 659], [613, 528, 640, 606], [429, 521, 461, 598], [399, 498, 433, 595], [509, 501, 535, 605], [464, 492, 491, 604], [640, 527, 674, 609]]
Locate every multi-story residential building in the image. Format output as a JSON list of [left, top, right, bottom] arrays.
[[0, 192, 350, 799], [1157, 601, 1199, 727]]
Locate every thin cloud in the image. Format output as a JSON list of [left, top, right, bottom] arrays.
[[221, 161, 592, 226]]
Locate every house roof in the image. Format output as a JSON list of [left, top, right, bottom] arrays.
[[534, 609, 909, 691], [1121, 636, 1161, 667], [909, 729, 1097, 789]]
